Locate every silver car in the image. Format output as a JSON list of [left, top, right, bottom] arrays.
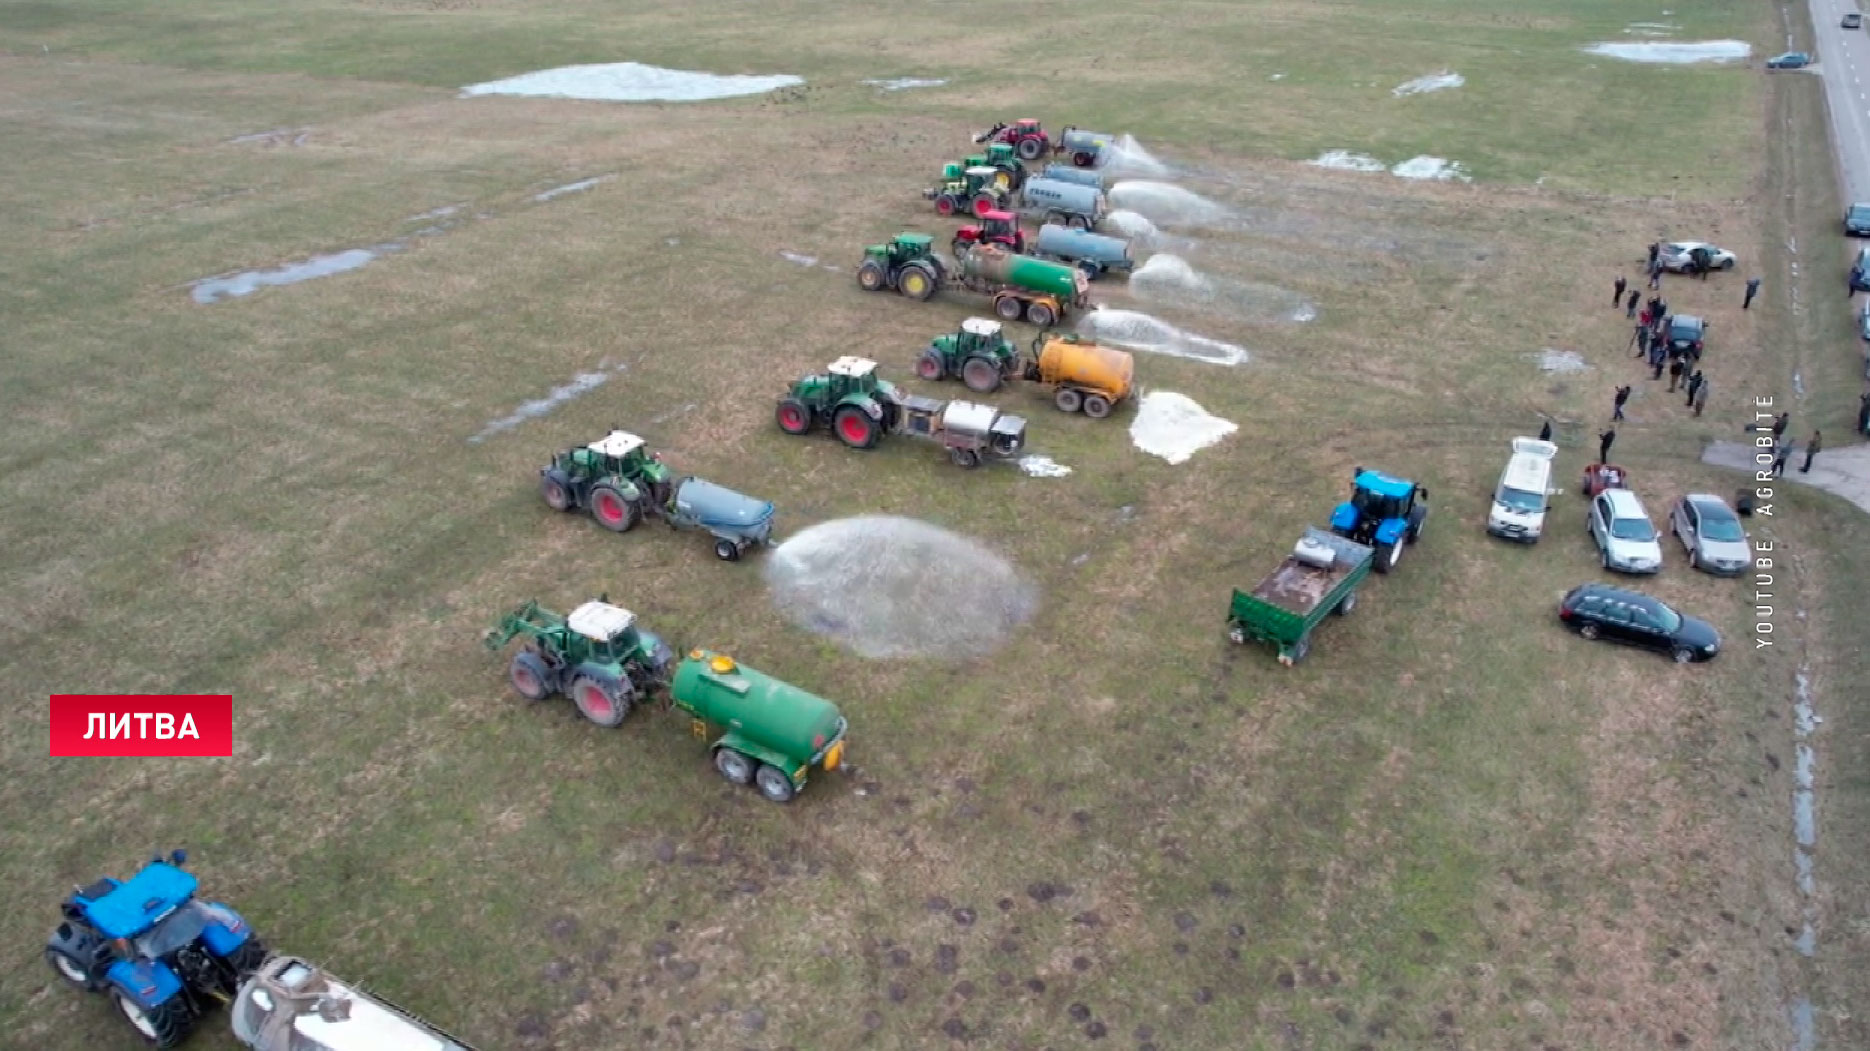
[[1588, 488, 1664, 574], [1669, 493, 1750, 575], [1658, 241, 1737, 272]]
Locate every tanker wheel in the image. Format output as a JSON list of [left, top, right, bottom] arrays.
[[950, 238, 970, 258], [1078, 261, 1101, 281], [934, 194, 958, 217], [1043, 210, 1064, 226], [856, 261, 887, 292], [1072, 151, 1095, 167], [713, 748, 755, 785], [1081, 393, 1113, 419], [713, 538, 742, 562], [898, 264, 937, 301], [540, 476, 572, 511], [572, 677, 631, 727], [508, 651, 552, 701], [1016, 136, 1045, 161], [970, 194, 998, 219], [994, 296, 1026, 322], [1054, 387, 1084, 413], [833, 406, 881, 449], [949, 446, 982, 469], [114, 990, 192, 1049], [589, 485, 640, 533], [961, 356, 1002, 393], [754, 764, 797, 803], [775, 398, 814, 435], [1025, 301, 1058, 328], [916, 350, 948, 381], [1067, 214, 1091, 231]]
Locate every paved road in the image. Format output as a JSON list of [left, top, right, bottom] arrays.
[[1809, 0, 1870, 202], [1702, 440, 1870, 512]]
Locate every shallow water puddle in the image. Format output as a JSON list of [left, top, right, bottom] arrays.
[[227, 127, 311, 147], [190, 246, 397, 304], [1390, 156, 1471, 181], [462, 62, 802, 102], [533, 174, 614, 202], [1391, 72, 1464, 97], [1129, 391, 1238, 465], [468, 364, 626, 443], [862, 77, 947, 91], [1582, 40, 1750, 63], [1308, 150, 1387, 173]]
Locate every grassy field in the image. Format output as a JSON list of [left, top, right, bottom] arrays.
[[2, 0, 1862, 1048]]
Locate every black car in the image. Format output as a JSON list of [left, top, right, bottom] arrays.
[[1852, 204, 1870, 237], [1846, 12, 1863, 28], [1665, 314, 1706, 356], [1558, 583, 1721, 662]]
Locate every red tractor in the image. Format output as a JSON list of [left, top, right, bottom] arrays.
[[975, 118, 1052, 162], [950, 209, 1027, 257]]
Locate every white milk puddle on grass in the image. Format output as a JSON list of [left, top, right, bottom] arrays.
[[1392, 72, 1464, 97], [1129, 254, 1318, 324], [1582, 41, 1750, 63], [533, 174, 615, 202], [191, 245, 400, 304], [1129, 391, 1238, 465], [1018, 455, 1072, 478], [468, 362, 627, 443], [1107, 181, 1229, 227], [863, 77, 947, 91], [764, 516, 1038, 660], [1309, 150, 1387, 173], [461, 62, 802, 102], [1075, 308, 1249, 366]]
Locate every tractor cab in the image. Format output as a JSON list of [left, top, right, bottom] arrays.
[[585, 431, 666, 482], [566, 600, 645, 664], [870, 232, 936, 270], [826, 355, 888, 402], [73, 855, 201, 947], [1329, 468, 1430, 573], [957, 317, 1012, 358], [952, 209, 1026, 254], [1013, 118, 1043, 134], [964, 166, 1001, 194]]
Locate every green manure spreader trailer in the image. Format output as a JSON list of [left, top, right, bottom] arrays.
[[1225, 527, 1374, 666], [670, 649, 849, 803]]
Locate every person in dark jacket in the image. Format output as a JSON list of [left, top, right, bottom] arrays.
[[1772, 412, 1790, 439], [1614, 273, 1627, 306], [1626, 288, 1640, 317], [1613, 385, 1632, 421], [1668, 358, 1685, 392], [1539, 419, 1553, 442], [1744, 276, 1761, 309], [1801, 431, 1822, 473], [1684, 370, 1703, 406], [1598, 427, 1616, 463], [1858, 392, 1870, 435]]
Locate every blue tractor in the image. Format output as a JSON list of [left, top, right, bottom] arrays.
[[45, 849, 267, 1048], [1329, 467, 1429, 574]]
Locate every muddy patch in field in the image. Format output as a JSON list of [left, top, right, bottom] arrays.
[[190, 245, 400, 304], [461, 62, 803, 101], [1130, 391, 1239, 465], [1128, 254, 1317, 323], [764, 516, 1038, 659], [1075, 308, 1249, 365], [1582, 40, 1750, 63], [469, 361, 628, 443], [1392, 72, 1464, 97]]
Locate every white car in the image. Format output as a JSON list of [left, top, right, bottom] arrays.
[[1658, 241, 1737, 272], [1486, 436, 1559, 542], [1588, 488, 1664, 574]]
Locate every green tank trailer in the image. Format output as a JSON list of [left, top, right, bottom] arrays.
[[855, 234, 1091, 327], [483, 598, 676, 726], [670, 648, 849, 803]]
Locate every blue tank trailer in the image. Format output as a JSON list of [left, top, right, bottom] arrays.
[[1031, 223, 1134, 279]]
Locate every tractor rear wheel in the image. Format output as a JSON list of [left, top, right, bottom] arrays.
[[935, 194, 959, 216], [1024, 300, 1058, 328], [970, 194, 998, 218], [589, 486, 639, 533], [833, 406, 881, 449], [898, 264, 937, 301], [713, 538, 742, 562], [754, 764, 797, 803], [1054, 388, 1084, 413], [949, 447, 982, 469], [776, 398, 814, 435], [1016, 136, 1046, 161], [571, 678, 631, 727], [509, 651, 552, 701], [113, 990, 192, 1049], [994, 296, 1026, 322], [714, 748, 755, 784], [916, 351, 948, 381], [45, 947, 96, 990], [223, 938, 268, 980], [961, 356, 1002, 393], [1081, 393, 1112, 418], [856, 261, 887, 292], [540, 476, 572, 511]]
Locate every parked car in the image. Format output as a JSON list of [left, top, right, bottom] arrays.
[[1858, 297, 1870, 340], [1667, 493, 1750, 576], [1486, 436, 1559, 542], [1853, 248, 1870, 292], [1664, 313, 1707, 357], [1557, 582, 1722, 663], [1766, 52, 1813, 69], [1845, 12, 1862, 28], [1848, 203, 1870, 236], [1588, 487, 1663, 574], [1658, 241, 1737, 272]]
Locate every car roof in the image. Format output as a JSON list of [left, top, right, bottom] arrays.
[[1683, 493, 1736, 517], [1569, 582, 1656, 604], [1600, 488, 1648, 515], [1670, 314, 1704, 327]]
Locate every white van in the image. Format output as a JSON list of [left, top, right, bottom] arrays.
[[1486, 436, 1559, 542]]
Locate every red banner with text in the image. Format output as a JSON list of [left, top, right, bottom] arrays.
[[49, 695, 234, 757]]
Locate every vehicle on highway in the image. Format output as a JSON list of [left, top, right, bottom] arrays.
[[1664, 313, 1707, 357], [1766, 51, 1813, 70], [1667, 493, 1751, 576], [1557, 583, 1722, 663], [1847, 203, 1870, 236], [1588, 487, 1663, 575], [1852, 248, 1870, 292], [1845, 12, 1862, 28], [1658, 241, 1736, 272]]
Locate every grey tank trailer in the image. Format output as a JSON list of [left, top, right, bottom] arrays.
[[231, 953, 477, 1051], [896, 391, 1030, 469], [1057, 127, 1117, 167], [1032, 223, 1133, 279], [1038, 164, 1104, 190], [1017, 177, 1108, 230]]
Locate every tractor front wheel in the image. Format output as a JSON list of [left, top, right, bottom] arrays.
[[993, 296, 1026, 322], [754, 764, 797, 803], [1374, 540, 1402, 574], [509, 651, 553, 701], [714, 748, 755, 785], [949, 447, 982, 469], [713, 538, 742, 562], [833, 407, 881, 449], [776, 398, 814, 435], [1406, 505, 1429, 544], [1054, 387, 1084, 413], [1081, 393, 1112, 418], [898, 264, 937, 301], [541, 476, 572, 511], [571, 678, 631, 728], [856, 261, 887, 292], [113, 990, 193, 1049], [1016, 136, 1046, 161], [1025, 300, 1058, 328], [961, 356, 1002, 393], [934, 194, 959, 217], [916, 351, 948, 381], [45, 947, 96, 990], [589, 486, 640, 533]]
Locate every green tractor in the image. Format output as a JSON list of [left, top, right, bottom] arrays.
[[855, 232, 947, 301], [538, 430, 673, 533], [775, 355, 904, 449], [483, 597, 677, 727], [923, 163, 1009, 219], [917, 316, 1023, 393], [964, 143, 1027, 191]]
